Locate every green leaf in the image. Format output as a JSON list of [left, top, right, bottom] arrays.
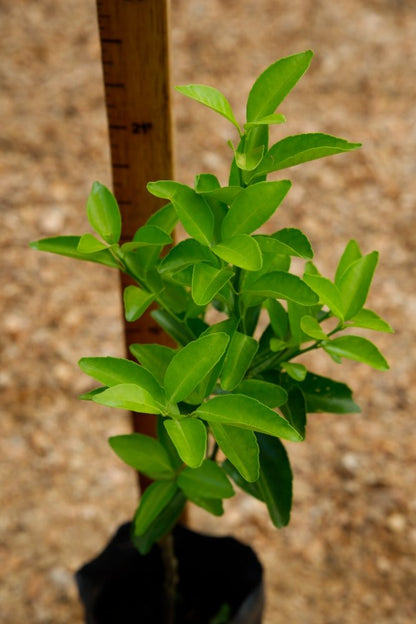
[[251, 133, 361, 179], [29, 236, 120, 268], [348, 309, 393, 333], [279, 387, 306, 439], [108, 433, 174, 479], [164, 333, 229, 403], [221, 331, 258, 391], [223, 461, 265, 502], [134, 480, 178, 536], [246, 51, 313, 121], [335, 239, 362, 284], [124, 225, 172, 248], [86, 181, 121, 244], [197, 186, 243, 205], [281, 372, 360, 414], [272, 228, 314, 259], [176, 84, 240, 131], [133, 490, 186, 555], [303, 273, 344, 320], [233, 380, 288, 408], [177, 459, 234, 500], [79, 387, 107, 401], [234, 144, 265, 172], [77, 233, 108, 253], [269, 338, 287, 352], [151, 308, 194, 345], [78, 356, 166, 405], [256, 434, 293, 528], [281, 362, 307, 382], [221, 180, 291, 238], [244, 113, 286, 128], [187, 496, 224, 516], [191, 264, 234, 306], [146, 202, 178, 234], [164, 418, 207, 468], [130, 343, 176, 385], [123, 285, 154, 322], [92, 383, 164, 414], [264, 299, 289, 339], [159, 239, 218, 274], [196, 394, 303, 441], [246, 271, 319, 305], [147, 181, 214, 246], [210, 423, 259, 482], [300, 315, 328, 340], [338, 251, 379, 320], [323, 336, 389, 370], [212, 235, 262, 271], [287, 301, 321, 344]]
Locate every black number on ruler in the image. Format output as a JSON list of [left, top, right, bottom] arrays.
[[132, 122, 153, 135]]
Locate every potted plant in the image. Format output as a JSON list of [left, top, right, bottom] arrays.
[[31, 50, 391, 624]]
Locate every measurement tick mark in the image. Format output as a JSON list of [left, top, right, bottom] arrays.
[[113, 164, 130, 169], [101, 38, 122, 44], [106, 83, 125, 88]]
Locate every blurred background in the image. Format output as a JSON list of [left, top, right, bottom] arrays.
[[1, 1, 415, 622]]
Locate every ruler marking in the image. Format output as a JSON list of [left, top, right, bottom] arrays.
[[101, 38, 123, 44]]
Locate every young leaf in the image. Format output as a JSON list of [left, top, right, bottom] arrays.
[[246, 271, 319, 305], [196, 394, 303, 441], [146, 202, 178, 234], [77, 233, 108, 254], [159, 239, 218, 274], [234, 144, 265, 172], [300, 315, 328, 341], [244, 113, 286, 129], [164, 333, 229, 403], [251, 133, 361, 179], [221, 331, 259, 391], [272, 228, 314, 259], [212, 235, 262, 271], [92, 383, 164, 414], [123, 285, 154, 322], [233, 380, 288, 408], [130, 343, 176, 384], [348, 309, 393, 333], [335, 239, 362, 285], [191, 264, 234, 306], [210, 423, 259, 482], [246, 50, 313, 121], [303, 273, 344, 320], [29, 236, 120, 268], [86, 181, 121, 244], [133, 480, 178, 536], [108, 433, 174, 479], [176, 84, 240, 132], [164, 418, 207, 468], [323, 336, 389, 371], [281, 372, 360, 414], [127, 225, 172, 247], [279, 387, 307, 439], [255, 434, 293, 528], [133, 490, 186, 555], [338, 251, 379, 320], [281, 362, 307, 382], [177, 460, 234, 500], [221, 180, 291, 238]]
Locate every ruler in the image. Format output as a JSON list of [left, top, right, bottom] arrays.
[[96, 0, 174, 489]]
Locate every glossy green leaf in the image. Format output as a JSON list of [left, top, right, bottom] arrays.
[[348, 309, 393, 333], [300, 315, 328, 340], [178, 459, 234, 500], [164, 418, 207, 468], [303, 273, 344, 320], [125, 225, 172, 248], [191, 264, 234, 306], [197, 186, 242, 205], [157, 416, 183, 469], [176, 84, 240, 131], [77, 233, 108, 254], [234, 380, 287, 408], [29, 236, 120, 268], [194, 173, 220, 192], [234, 144, 265, 172], [281, 372, 360, 414], [133, 490, 186, 555], [151, 309, 194, 345], [108, 433, 174, 479], [210, 423, 259, 482], [187, 496, 224, 516], [221, 331, 258, 391], [159, 239, 218, 274], [264, 299, 289, 339], [251, 133, 361, 179], [280, 387, 306, 439], [335, 239, 362, 284], [92, 383, 164, 414], [164, 333, 229, 403], [123, 285, 154, 322], [269, 338, 288, 352], [256, 434, 293, 528], [79, 387, 107, 401], [246, 271, 318, 305], [323, 335, 389, 370], [212, 235, 262, 271], [338, 251, 379, 320], [281, 362, 307, 382], [130, 343, 176, 384], [134, 480, 178, 536], [272, 228, 313, 259], [221, 180, 291, 238], [244, 113, 286, 128], [146, 202, 178, 234], [246, 51, 313, 121], [196, 394, 303, 441], [287, 301, 321, 344], [86, 181, 121, 244]]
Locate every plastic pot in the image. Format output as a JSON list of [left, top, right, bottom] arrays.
[[76, 522, 264, 623]]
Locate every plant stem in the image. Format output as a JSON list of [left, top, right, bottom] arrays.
[[159, 532, 178, 624]]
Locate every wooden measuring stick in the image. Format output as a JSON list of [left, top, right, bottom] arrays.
[[96, 0, 174, 492]]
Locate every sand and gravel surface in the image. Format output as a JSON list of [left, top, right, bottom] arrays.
[[1, 1, 415, 622]]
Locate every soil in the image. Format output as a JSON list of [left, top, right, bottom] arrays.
[[1, 1, 415, 623]]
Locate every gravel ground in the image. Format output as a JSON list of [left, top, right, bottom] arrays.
[[1, 1, 415, 623]]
